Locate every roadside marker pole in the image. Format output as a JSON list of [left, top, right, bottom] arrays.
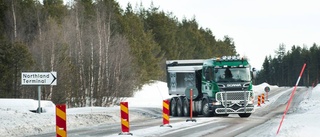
[[277, 63, 306, 135], [305, 82, 314, 98], [56, 104, 67, 137], [186, 89, 196, 122], [160, 100, 172, 127], [264, 86, 270, 102], [257, 95, 261, 107], [119, 102, 133, 136], [262, 94, 265, 104]]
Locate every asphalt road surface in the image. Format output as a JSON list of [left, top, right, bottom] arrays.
[[32, 87, 309, 137]]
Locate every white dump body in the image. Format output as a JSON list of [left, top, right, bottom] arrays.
[[166, 59, 204, 95]]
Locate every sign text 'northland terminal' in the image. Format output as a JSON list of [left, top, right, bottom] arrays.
[[21, 72, 57, 86]]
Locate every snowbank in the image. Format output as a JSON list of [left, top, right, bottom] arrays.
[[125, 81, 170, 108], [237, 84, 320, 137], [253, 82, 278, 95], [0, 99, 55, 113]]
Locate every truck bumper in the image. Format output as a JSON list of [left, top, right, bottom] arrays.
[[211, 104, 255, 114]]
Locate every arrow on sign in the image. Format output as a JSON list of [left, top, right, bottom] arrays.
[[21, 72, 57, 86]]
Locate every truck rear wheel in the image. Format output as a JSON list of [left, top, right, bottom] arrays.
[[202, 100, 212, 117], [170, 98, 177, 116], [238, 113, 251, 118], [177, 97, 184, 117], [183, 98, 190, 117]]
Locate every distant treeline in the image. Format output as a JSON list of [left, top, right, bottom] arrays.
[[256, 44, 320, 86], [0, 0, 236, 106]]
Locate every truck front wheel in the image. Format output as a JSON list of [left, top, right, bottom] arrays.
[[238, 113, 251, 118], [202, 100, 212, 117]]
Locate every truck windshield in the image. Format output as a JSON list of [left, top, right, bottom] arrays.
[[214, 67, 251, 82]]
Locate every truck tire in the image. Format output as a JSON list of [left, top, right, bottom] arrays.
[[238, 113, 251, 118], [177, 97, 184, 117], [183, 98, 190, 117], [170, 98, 177, 116], [202, 99, 212, 117]]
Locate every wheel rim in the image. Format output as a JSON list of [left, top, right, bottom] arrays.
[[171, 100, 176, 116], [202, 100, 210, 116], [184, 105, 188, 114], [177, 104, 181, 114], [183, 100, 189, 116], [177, 99, 183, 116], [203, 104, 209, 115]]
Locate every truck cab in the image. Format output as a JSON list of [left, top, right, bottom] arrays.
[[202, 56, 255, 117]]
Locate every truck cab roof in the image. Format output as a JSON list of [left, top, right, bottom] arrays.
[[203, 57, 250, 68]]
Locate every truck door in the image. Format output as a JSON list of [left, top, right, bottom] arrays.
[[203, 66, 214, 97]]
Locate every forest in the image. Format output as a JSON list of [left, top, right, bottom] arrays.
[[1, 0, 318, 107], [0, 0, 236, 106], [256, 44, 320, 87]]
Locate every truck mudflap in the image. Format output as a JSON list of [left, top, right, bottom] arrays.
[[215, 91, 255, 114]]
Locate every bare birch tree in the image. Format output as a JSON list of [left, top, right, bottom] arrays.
[[75, 3, 87, 106], [95, 6, 104, 106], [11, 0, 17, 42]]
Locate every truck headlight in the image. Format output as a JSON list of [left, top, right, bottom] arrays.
[[213, 101, 221, 105]]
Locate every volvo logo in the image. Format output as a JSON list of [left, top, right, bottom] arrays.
[[226, 84, 242, 87]]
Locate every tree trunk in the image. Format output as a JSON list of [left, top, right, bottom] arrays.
[[96, 8, 103, 106], [76, 6, 86, 107], [103, 12, 111, 106], [47, 41, 55, 100], [90, 41, 94, 106], [37, 5, 42, 42], [11, 0, 17, 42]]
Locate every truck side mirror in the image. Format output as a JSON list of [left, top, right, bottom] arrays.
[[251, 68, 257, 79]]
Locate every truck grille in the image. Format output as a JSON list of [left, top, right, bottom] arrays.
[[216, 91, 252, 112], [216, 91, 251, 102]]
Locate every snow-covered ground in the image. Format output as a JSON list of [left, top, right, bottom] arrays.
[[238, 84, 320, 137], [0, 81, 319, 137]]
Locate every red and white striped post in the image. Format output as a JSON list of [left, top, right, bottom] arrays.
[[160, 100, 172, 127], [119, 102, 133, 135], [277, 63, 306, 135]]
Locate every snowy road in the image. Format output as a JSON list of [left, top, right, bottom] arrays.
[[30, 86, 309, 137], [1, 81, 318, 137]]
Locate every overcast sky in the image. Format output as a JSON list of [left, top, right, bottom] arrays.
[[116, 0, 320, 70]]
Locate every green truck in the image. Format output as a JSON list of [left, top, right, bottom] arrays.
[[166, 56, 256, 117]]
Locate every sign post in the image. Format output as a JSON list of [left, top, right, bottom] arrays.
[[21, 72, 57, 113], [38, 86, 41, 113]]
